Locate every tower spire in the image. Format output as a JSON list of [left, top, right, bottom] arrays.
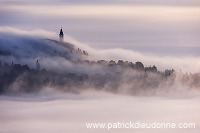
[[59, 27, 64, 42]]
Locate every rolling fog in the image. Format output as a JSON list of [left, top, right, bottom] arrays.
[[1, 31, 200, 95], [0, 91, 200, 133], [0, 29, 200, 133], [0, 29, 200, 73]]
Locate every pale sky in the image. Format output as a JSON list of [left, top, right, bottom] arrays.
[[0, 0, 200, 56]]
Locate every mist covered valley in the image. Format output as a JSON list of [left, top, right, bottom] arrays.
[[0, 31, 200, 133], [1, 32, 200, 96]]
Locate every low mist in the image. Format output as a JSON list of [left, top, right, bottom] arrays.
[[0, 29, 200, 96], [0, 28, 200, 133], [0, 91, 200, 133]]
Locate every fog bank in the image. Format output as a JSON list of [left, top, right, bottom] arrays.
[[0, 91, 199, 133]]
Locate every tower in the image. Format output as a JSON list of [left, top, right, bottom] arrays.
[[59, 27, 64, 42]]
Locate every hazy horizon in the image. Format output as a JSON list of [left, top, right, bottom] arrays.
[[0, 0, 200, 55]]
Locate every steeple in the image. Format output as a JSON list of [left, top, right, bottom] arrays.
[[59, 27, 64, 42]]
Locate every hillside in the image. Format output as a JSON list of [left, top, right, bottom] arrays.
[[0, 34, 89, 61]]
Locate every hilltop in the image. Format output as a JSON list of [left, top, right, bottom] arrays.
[[0, 33, 199, 95]]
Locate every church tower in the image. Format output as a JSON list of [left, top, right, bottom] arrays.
[[59, 27, 64, 42]]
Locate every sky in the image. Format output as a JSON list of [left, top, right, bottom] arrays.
[[0, 0, 200, 54]]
